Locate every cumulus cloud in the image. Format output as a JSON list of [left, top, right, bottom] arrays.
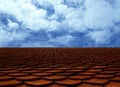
[[49, 35, 75, 46], [0, 0, 120, 47], [87, 30, 112, 44]]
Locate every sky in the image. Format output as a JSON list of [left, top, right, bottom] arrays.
[[0, 0, 120, 47]]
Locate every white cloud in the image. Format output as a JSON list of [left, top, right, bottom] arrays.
[[54, 4, 68, 15], [84, 0, 114, 29], [0, 0, 120, 46], [0, 23, 28, 46], [87, 30, 112, 44], [21, 42, 55, 47], [7, 19, 19, 29], [49, 35, 74, 45], [0, 29, 11, 46]]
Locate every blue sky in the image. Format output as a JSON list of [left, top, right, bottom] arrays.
[[0, 0, 120, 47]]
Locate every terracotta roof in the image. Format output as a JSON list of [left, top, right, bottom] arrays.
[[0, 48, 120, 87]]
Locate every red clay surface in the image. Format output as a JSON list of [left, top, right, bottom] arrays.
[[0, 48, 120, 87]]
